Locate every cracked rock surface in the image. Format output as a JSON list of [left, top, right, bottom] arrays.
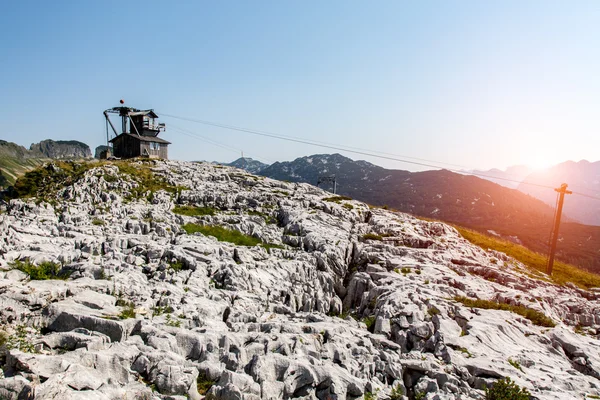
[[0, 160, 599, 400]]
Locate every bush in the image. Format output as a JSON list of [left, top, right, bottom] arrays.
[[11, 260, 70, 280], [485, 377, 530, 400], [453, 296, 555, 327]]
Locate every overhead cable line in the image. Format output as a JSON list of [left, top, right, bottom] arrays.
[[160, 112, 600, 201], [169, 124, 274, 164]]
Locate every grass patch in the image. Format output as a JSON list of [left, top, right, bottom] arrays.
[[173, 205, 216, 217], [342, 203, 354, 210], [455, 226, 600, 290], [92, 218, 105, 226], [453, 296, 555, 327], [508, 357, 523, 372], [11, 260, 70, 280], [362, 315, 376, 333], [182, 223, 282, 250], [323, 195, 352, 203], [197, 372, 216, 395], [363, 233, 383, 241], [118, 303, 136, 319]]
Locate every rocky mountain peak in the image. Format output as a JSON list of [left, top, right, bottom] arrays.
[[0, 159, 599, 399], [29, 139, 91, 159]]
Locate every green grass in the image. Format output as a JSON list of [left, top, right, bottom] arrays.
[[453, 296, 555, 327], [118, 303, 136, 319], [11, 260, 70, 280], [362, 315, 376, 332], [182, 223, 283, 250], [197, 372, 216, 395], [323, 195, 352, 203], [363, 233, 383, 241], [455, 226, 600, 290], [508, 357, 523, 372], [92, 218, 105, 226], [8, 159, 184, 203], [173, 205, 216, 217]]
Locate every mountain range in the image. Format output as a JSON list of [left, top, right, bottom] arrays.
[[226, 154, 600, 273]]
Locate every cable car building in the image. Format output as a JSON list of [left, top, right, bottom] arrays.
[[103, 103, 171, 159]]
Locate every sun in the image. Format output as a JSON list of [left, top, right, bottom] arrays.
[[526, 153, 555, 171]]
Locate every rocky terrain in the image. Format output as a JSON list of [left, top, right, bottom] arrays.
[[256, 153, 600, 274], [0, 160, 599, 399]]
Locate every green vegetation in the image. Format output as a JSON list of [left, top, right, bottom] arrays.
[[455, 226, 600, 290], [414, 391, 426, 400], [7, 159, 185, 205], [197, 372, 216, 395], [485, 377, 531, 400], [118, 302, 136, 320], [3, 325, 36, 353], [342, 203, 354, 210], [182, 223, 283, 250], [362, 315, 376, 332], [363, 233, 383, 241], [390, 384, 404, 400], [165, 314, 181, 327], [167, 260, 184, 272], [508, 358, 523, 372], [323, 195, 352, 203], [92, 218, 105, 226], [11, 260, 70, 280], [427, 306, 440, 317], [453, 296, 555, 327], [152, 305, 174, 316], [0, 156, 47, 187], [364, 392, 376, 400], [173, 205, 216, 217]]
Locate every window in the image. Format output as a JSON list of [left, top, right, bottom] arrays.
[[150, 142, 160, 150]]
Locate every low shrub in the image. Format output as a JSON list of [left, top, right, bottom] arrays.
[[485, 377, 530, 400], [11, 260, 70, 280]]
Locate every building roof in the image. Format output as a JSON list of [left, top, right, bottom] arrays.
[[129, 110, 159, 118], [109, 132, 171, 144]]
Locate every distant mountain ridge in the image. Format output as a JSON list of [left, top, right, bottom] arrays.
[[225, 157, 269, 174], [0, 139, 91, 185], [466, 165, 533, 189], [258, 153, 600, 273]]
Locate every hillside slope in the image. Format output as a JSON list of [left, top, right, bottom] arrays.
[[260, 154, 600, 273], [0, 160, 599, 399], [0, 140, 91, 186]]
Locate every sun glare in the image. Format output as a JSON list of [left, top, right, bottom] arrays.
[[527, 154, 555, 171]]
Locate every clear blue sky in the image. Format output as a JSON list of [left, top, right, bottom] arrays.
[[1, 1, 599, 171]]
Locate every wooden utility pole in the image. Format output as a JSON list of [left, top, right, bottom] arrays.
[[546, 183, 572, 275]]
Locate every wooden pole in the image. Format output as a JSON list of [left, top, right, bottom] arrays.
[[546, 183, 572, 275]]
